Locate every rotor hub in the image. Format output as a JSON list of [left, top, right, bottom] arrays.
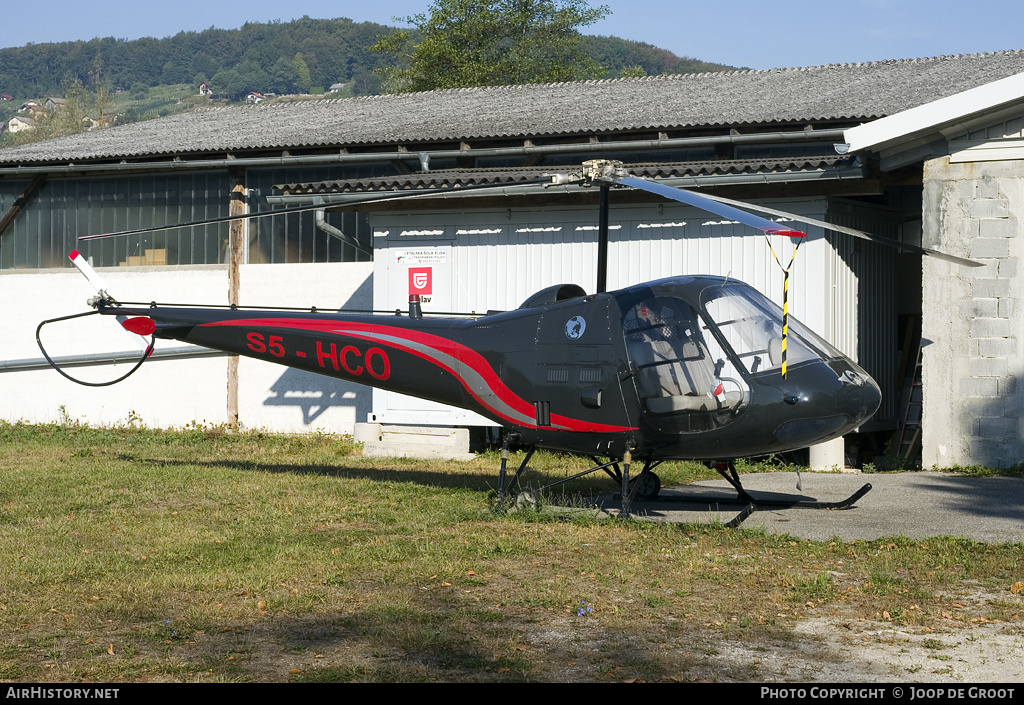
[[581, 159, 627, 182]]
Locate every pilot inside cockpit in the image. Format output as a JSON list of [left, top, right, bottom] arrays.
[[623, 297, 744, 414]]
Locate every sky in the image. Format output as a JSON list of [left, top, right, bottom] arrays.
[[0, 0, 1021, 71]]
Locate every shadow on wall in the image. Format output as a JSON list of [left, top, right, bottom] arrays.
[[260, 276, 373, 427], [263, 370, 370, 425], [960, 362, 1024, 470]]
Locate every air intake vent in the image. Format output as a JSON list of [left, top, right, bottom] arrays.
[[547, 369, 569, 383]]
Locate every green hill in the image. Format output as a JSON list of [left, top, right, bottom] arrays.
[[0, 15, 738, 146], [0, 16, 735, 101]]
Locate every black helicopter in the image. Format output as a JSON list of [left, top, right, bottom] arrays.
[[40, 160, 978, 520]]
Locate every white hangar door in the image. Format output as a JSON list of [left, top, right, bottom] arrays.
[[367, 199, 891, 428], [369, 216, 497, 427]]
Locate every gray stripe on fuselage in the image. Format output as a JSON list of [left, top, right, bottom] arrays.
[[336, 329, 536, 427]]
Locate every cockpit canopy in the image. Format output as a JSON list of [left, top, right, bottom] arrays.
[[618, 277, 846, 425], [699, 282, 845, 374], [622, 293, 738, 415]]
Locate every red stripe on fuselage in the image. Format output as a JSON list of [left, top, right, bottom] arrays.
[[200, 317, 636, 433]]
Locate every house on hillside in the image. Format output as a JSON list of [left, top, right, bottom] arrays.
[[80, 114, 117, 131], [1, 50, 1023, 468], [7, 115, 35, 133], [15, 99, 64, 116]]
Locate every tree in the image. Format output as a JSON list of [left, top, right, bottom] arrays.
[[370, 0, 610, 92], [1, 78, 91, 147], [50, 78, 91, 137], [293, 53, 313, 94], [269, 57, 299, 94], [210, 67, 246, 99]]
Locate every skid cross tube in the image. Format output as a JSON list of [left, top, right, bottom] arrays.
[[538, 457, 623, 490], [497, 447, 664, 517], [522, 451, 660, 520], [588, 455, 623, 483]]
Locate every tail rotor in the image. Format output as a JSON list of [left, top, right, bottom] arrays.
[[34, 251, 156, 386]]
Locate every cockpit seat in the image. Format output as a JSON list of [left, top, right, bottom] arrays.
[[633, 331, 745, 414], [645, 390, 743, 415]]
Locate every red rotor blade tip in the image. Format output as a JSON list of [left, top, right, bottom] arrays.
[[767, 226, 807, 238], [121, 317, 156, 336], [70, 250, 80, 260]]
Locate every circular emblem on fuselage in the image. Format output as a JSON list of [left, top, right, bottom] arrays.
[[565, 316, 586, 340]]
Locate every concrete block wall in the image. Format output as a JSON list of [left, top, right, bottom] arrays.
[[922, 158, 1023, 468]]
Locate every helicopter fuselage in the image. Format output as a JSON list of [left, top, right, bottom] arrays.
[[102, 275, 881, 461]]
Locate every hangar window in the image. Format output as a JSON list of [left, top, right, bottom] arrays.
[[247, 166, 374, 264], [0, 167, 375, 270], [1, 173, 229, 270]]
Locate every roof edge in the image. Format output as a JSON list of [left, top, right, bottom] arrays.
[[329, 50, 1024, 101], [844, 70, 1024, 153]]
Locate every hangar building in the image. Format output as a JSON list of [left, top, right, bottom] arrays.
[[2, 51, 1023, 468]]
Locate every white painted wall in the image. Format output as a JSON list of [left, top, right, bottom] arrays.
[[236, 261, 373, 433], [2, 265, 230, 427], [0, 262, 373, 433]]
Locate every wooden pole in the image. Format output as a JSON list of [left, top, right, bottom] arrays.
[[226, 168, 245, 429]]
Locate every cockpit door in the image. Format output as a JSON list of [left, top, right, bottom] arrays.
[[531, 296, 629, 429], [621, 294, 748, 429]]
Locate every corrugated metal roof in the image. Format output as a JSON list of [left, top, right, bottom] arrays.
[[2, 51, 1024, 165], [274, 157, 854, 194]]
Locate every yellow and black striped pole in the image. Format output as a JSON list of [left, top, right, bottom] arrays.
[[765, 236, 803, 379]]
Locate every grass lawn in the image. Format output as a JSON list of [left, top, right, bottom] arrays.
[[1, 421, 1021, 682]]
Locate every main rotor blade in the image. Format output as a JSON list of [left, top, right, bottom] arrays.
[[608, 175, 807, 238], [697, 192, 983, 268], [609, 173, 981, 268], [77, 177, 555, 242]]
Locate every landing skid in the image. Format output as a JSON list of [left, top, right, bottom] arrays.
[[491, 450, 871, 528], [642, 460, 872, 527]]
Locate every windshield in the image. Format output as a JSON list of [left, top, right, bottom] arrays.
[[699, 283, 841, 375]]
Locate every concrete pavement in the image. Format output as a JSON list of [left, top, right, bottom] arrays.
[[597, 471, 1024, 542]]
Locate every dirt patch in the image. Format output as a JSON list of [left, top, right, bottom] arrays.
[[504, 604, 1024, 683], [16, 591, 1023, 683], [785, 618, 1024, 682]]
